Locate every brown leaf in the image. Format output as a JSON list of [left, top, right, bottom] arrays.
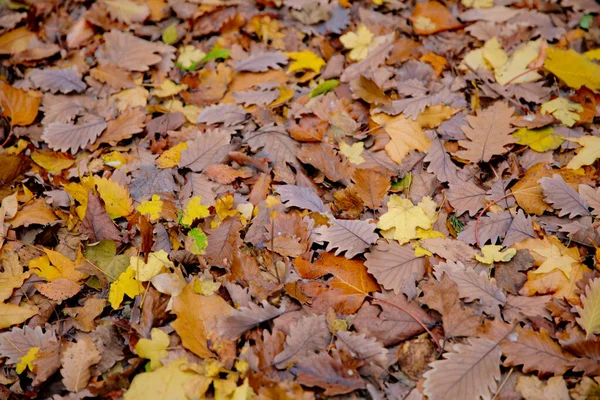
[[204, 218, 242, 268], [36, 278, 81, 303], [80, 191, 122, 243], [7, 198, 57, 228], [60, 335, 101, 392], [455, 102, 515, 163], [410, 1, 462, 35], [288, 116, 329, 142], [352, 168, 390, 209], [64, 297, 106, 332], [91, 107, 145, 149], [350, 75, 390, 106], [273, 314, 331, 369], [219, 301, 288, 340], [298, 143, 354, 183]]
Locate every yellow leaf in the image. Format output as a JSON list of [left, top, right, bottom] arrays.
[[113, 86, 149, 111], [495, 40, 542, 85], [29, 255, 61, 281], [339, 141, 365, 165], [31, 151, 74, 173], [171, 285, 233, 358], [236, 202, 254, 224], [462, 0, 493, 8], [531, 243, 577, 279], [135, 328, 169, 370], [0, 303, 38, 329], [102, 151, 127, 168], [30, 249, 87, 283], [63, 176, 95, 219], [0, 81, 41, 126], [575, 278, 600, 338], [212, 194, 237, 228], [0, 26, 35, 55], [136, 194, 163, 221], [157, 142, 188, 169], [180, 196, 210, 227], [372, 113, 431, 164], [339, 25, 374, 61], [540, 98, 583, 127], [475, 245, 516, 264], [153, 79, 188, 98], [95, 176, 133, 219], [416, 104, 459, 128], [482, 37, 508, 70], [130, 250, 172, 282], [544, 47, 600, 91], [284, 51, 326, 74], [124, 358, 202, 400], [460, 48, 490, 72], [16, 347, 39, 374], [377, 195, 432, 244], [108, 267, 143, 309], [177, 45, 205, 69], [584, 48, 600, 60], [513, 126, 563, 152], [567, 136, 600, 169]]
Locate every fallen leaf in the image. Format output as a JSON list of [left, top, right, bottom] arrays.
[[575, 278, 600, 338], [372, 113, 431, 164], [0, 81, 41, 126]]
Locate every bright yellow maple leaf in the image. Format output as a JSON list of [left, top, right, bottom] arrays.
[[211, 194, 238, 228], [135, 328, 169, 370], [566, 136, 600, 170], [156, 142, 188, 169], [575, 278, 600, 338], [136, 194, 163, 221], [495, 39, 542, 85], [180, 196, 210, 227], [377, 195, 432, 244], [340, 25, 374, 61], [109, 267, 143, 309], [130, 250, 173, 282], [544, 47, 600, 91], [531, 244, 577, 279], [284, 51, 326, 74], [372, 113, 431, 164], [95, 176, 133, 219], [475, 245, 517, 264], [540, 98, 583, 127], [152, 79, 188, 98], [29, 255, 61, 281], [482, 37, 508, 70], [513, 126, 563, 152], [339, 141, 365, 165], [16, 347, 38, 374], [30, 249, 87, 282]]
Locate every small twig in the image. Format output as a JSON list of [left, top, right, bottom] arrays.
[[367, 294, 442, 351], [504, 67, 542, 86], [492, 367, 514, 400]]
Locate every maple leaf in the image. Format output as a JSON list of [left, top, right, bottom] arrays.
[[377, 195, 433, 244], [340, 25, 374, 61], [15, 346, 39, 374], [544, 47, 600, 91], [372, 113, 431, 164], [475, 245, 517, 264], [540, 98, 583, 127], [456, 102, 515, 163], [284, 50, 325, 73], [123, 358, 202, 400], [540, 174, 591, 219], [314, 217, 378, 259], [365, 240, 425, 298], [0, 81, 40, 126], [135, 328, 169, 370], [423, 338, 501, 400], [575, 278, 600, 338], [566, 136, 600, 170], [108, 267, 143, 309]]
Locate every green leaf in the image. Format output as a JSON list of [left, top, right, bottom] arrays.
[[188, 227, 208, 255], [580, 14, 594, 30], [84, 240, 130, 283], [162, 24, 178, 45], [309, 79, 340, 98], [201, 48, 231, 63]]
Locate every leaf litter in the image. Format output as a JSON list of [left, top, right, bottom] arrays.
[[0, 0, 600, 399]]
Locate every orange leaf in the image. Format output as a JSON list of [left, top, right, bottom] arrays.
[[0, 81, 41, 126], [410, 1, 462, 36]]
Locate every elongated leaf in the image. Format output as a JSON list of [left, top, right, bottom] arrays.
[[275, 185, 328, 213], [28, 67, 86, 94], [42, 117, 107, 153], [579, 184, 600, 216], [314, 218, 378, 259], [335, 330, 387, 368], [219, 301, 287, 340], [273, 314, 331, 369], [540, 174, 591, 218], [446, 181, 486, 217], [575, 278, 600, 338], [235, 51, 288, 72], [178, 129, 233, 172]]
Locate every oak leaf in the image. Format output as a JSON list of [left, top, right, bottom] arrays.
[[540, 174, 591, 218], [178, 129, 233, 172], [275, 184, 328, 213], [100, 30, 163, 72], [410, 1, 462, 35], [80, 191, 122, 243], [273, 314, 331, 369], [60, 335, 101, 392], [0, 303, 39, 330], [235, 51, 288, 72], [314, 217, 378, 259], [352, 168, 390, 209], [575, 278, 600, 338], [372, 113, 431, 164], [456, 102, 515, 163]]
